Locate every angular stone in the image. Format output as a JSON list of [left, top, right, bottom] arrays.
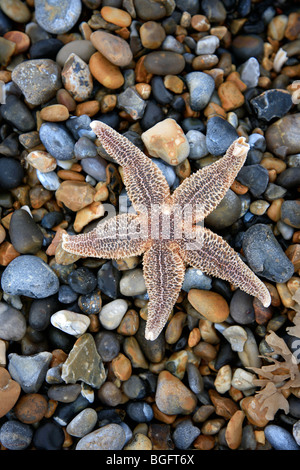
[[8, 351, 52, 393], [61, 53, 93, 102], [155, 370, 197, 415], [61, 333, 106, 389]]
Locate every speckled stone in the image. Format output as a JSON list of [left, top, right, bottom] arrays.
[[35, 0, 82, 34], [62, 53, 93, 102], [66, 408, 98, 437], [155, 371, 197, 415], [8, 351, 52, 393]]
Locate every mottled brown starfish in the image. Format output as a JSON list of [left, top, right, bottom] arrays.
[[62, 121, 271, 341]]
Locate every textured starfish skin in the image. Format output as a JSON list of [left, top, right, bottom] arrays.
[[62, 121, 271, 340]]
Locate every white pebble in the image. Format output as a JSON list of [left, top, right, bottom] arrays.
[[196, 35, 220, 55], [99, 299, 128, 330], [223, 325, 248, 352], [51, 310, 90, 336], [231, 368, 256, 391]]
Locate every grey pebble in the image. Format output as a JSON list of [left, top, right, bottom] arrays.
[[0, 301, 26, 341], [242, 224, 294, 283], [239, 57, 260, 88], [236, 164, 269, 197], [172, 420, 200, 450], [185, 71, 215, 111], [0, 94, 35, 132], [265, 424, 300, 450], [152, 158, 176, 187], [36, 169, 61, 191], [66, 408, 98, 438], [75, 423, 126, 450], [206, 116, 239, 156], [229, 289, 255, 325], [186, 130, 208, 160], [81, 155, 108, 182], [35, 0, 82, 34], [205, 189, 241, 230], [182, 267, 212, 292], [8, 351, 52, 393], [74, 136, 98, 159], [39, 122, 75, 161], [0, 420, 33, 450], [1, 255, 60, 298], [47, 383, 81, 403], [9, 208, 43, 255]]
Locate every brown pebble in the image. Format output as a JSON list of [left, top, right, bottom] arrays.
[[218, 81, 245, 111], [285, 12, 300, 41], [253, 297, 273, 324], [192, 54, 219, 70], [193, 341, 217, 362], [26, 150, 57, 173], [101, 6, 132, 27], [97, 381, 123, 406], [0, 70, 12, 83], [89, 52, 124, 89], [188, 327, 201, 347], [76, 100, 101, 117], [152, 404, 177, 424], [191, 14, 210, 31], [266, 198, 284, 222], [117, 309, 139, 336], [165, 311, 186, 344], [55, 181, 96, 212], [155, 370, 197, 415], [139, 21, 166, 49], [209, 389, 239, 420], [111, 353, 132, 381], [188, 289, 230, 323], [0, 225, 6, 244], [0, 241, 20, 266], [135, 83, 151, 100], [148, 423, 174, 450], [14, 393, 48, 424], [193, 434, 215, 450], [163, 75, 184, 94], [240, 395, 269, 427], [29, 186, 52, 209], [56, 170, 85, 182], [90, 30, 133, 67], [201, 418, 225, 435], [193, 404, 215, 423], [204, 102, 227, 119], [285, 244, 300, 271], [100, 94, 117, 114], [44, 399, 58, 419], [231, 179, 249, 195], [225, 410, 245, 449], [0, 368, 21, 418], [135, 55, 153, 83], [40, 104, 69, 122], [226, 71, 247, 92], [3, 31, 30, 54], [56, 88, 77, 112]]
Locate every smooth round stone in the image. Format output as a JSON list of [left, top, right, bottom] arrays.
[[230, 289, 255, 324], [120, 269, 146, 296], [188, 289, 230, 323], [155, 370, 197, 415], [89, 52, 124, 89], [205, 189, 241, 230], [29, 38, 64, 60], [1, 255, 59, 298], [265, 113, 300, 158], [0, 0, 31, 23], [206, 116, 239, 156], [0, 94, 35, 132], [90, 30, 133, 67], [80, 155, 107, 181], [98, 381, 123, 406], [231, 35, 264, 62], [41, 211, 63, 229], [162, 35, 185, 54], [134, 0, 167, 20], [47, 383, 81, 403], [9, 209, 43, 254], [250, 200, 270, 216], [276, 167, 300, 189], [26, 150, 57, 173], [187, 362, 204, 394], [36, 169, 60, 191], [35, 0, 81, 34], [152, 159, 176, 187], [182, 267, 212, 292], [62, 53, 93, 102], [8, 351, 52, 393], [78, 289, 102, 315], [0, 301, 26, 341], [12, 59, 61, 106], [122, 375, 146, 399], [67, 267, 97, 295], [126, 401, 154, 423], [74, 136, 98, 159], [28, 295, 60, 331], [265, 425, 300, 450], [95, 331, 120, 362], [56, 180, 96, 212], [144, 51, 185, 75], [51, 310, 90, 336], [236, 164, 269, 198], [99, 299, 128, 330], [242, 224, 294, 283], [14, 393, 48, 424], [56, 39, 96, 68], [124, 433, 152, 450], [172, 420, 201, 450], [33, 421, 65, 450], [0, 157, 24, 190], [186, 130, 208, 160], [281, 200, 300, 228], [239, 57, 260, 88], [140, 99, 164, 130], [140, 20, 166, 49], [0, 420, 33, 450], [76, 423, 126, 450], [141, 118, 190, 165], [196, 35, 220, 55], [58, 285, 78, 304], [223, 325, 248, 352], [39, 122, 75, 161], [264, 183, 287, 201], [0, 368, 21, 418], [185, 71, 215, 111], [66, 408, 98, 437]]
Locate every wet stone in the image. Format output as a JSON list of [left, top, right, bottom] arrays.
[[250, 89, 293, 121], [67, 267, 97, 295], [0, 94, 35, 132], [242, 224, 294, 283], [12, 59, 62, 106], [1, 255, 59, 298], [265, 425, 300, 450], [0, 301, 26, 341], [0, 420, 33, 450], [97, 261, 120, 299], [39, 122, 75, 161], [8, 351, 52, 393], [35, 0, 82, 35], [62, 53, 93, 102]]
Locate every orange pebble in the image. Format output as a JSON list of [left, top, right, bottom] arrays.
[[56, 170, 85, 182], [101, 6, 132, 27], [76, 100, 100, 117], [3, 31, 30, 54]]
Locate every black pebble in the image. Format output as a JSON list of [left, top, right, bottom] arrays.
[[97, 261, 120, 299], [140, 100, 164, 130], [0, 94, 35, 132], [29, 38, 64, 59], [41, 211, 64, 229], [95, 330, 120, 362], [0, 156, 24, 190], [67, 267, 97, 295], [33, 421, 65, 450], [151, 76, 173, 105]]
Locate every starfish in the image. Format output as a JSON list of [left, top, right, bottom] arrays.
[[62, 121, 271, 341]]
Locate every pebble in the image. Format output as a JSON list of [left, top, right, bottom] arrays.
[[0, 157, 24, 190], [196, 35, 220, 55], [236, 164, 269, 198], [75, 423, 126, 450], [98, 381, 123, 406], [61, 54, 93, 103], [35, 0, 82, 34], [144, 51, 185, 75], [36, 170, 61, 191], [225, 410, 245, 450], [26, 150, 57, 172], [117, 87, 147, 120], [0, 367, 21, 418], [67, 267, 97, 295], [120, 268, 146, 296], [186, 130, 208, 160], [56, 40, 96, 68], [140, 20, 166, 49], [182, 267, 212, 292], [8, 351, 52, 393], [206, 116, 239, 156], [0, 420, 33, 450], [124, 433, 152, 450], [281, 200, 300, 229], [14, 393, 48, 424], [172, 419, 200, 449], [51, 310, 90, 337], [264, 425, 300, 450], [126, 401, 154, 422], [56, 181, 96, 211], [12, 59, 62, 106], [61, 333, 106, 389], [239, 57, 260, 88], [1, 255, 59, 298], [223, 326, 248, 352], [251, 89, 293, 121], [99, 298, 128, 330], [242, 224, 294, 283], [201, 0, 226, 23], [32, 421, 65, 450], [39, 122, 75, 161], [90, 30, 133, 67], [30, 38, 64, 60], [185, 72, 215, 111], [97, 261, 120, 299], [95, 331, 120, 362], [0, 301, 26, 343], [89, 51, 124, 89], [1, 94, 35, 132], [9, 209, 43, 255], [188, 289, 230, 323], [101, 6, 132, 27], [265, 113, 300, 158], [231, 34, 264, 62], [66, 408, 98, 438], [214, 364, 232, 394], [229, 290, 255, 324], [155, 370, 197, 415], [141, 118, 190, 165]]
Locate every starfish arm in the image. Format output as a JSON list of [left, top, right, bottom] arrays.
[[143, 241, 186, 341], [171, 137, 249, 223], [62, 213, 151, 259], [90, 121, 171, 213], [180, 226, 271, 308]]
